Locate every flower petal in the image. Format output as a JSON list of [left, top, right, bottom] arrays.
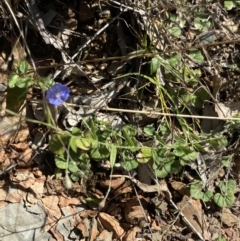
[[46, 83, 70, 106]]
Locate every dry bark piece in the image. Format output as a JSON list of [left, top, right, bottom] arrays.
[[98, 212, 125, 239]]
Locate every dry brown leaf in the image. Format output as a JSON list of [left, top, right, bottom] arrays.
[[105, 202, 122, 218], [41, 195, 61, 230], [0, 116, 20, 145], [0, 187, 7, 201], [123, 226, 141, 241], [100, 176, 125, 189], [90, 217, 98, 241], [50, 225, 64, 241], [10, 142, 28, 151], [0, 150, 11, 172], [224, 227, 239, 239], [5, 186, 25, 203], [17, 147, 33, 167], [215, 102, 240, 118], [96, 230, 113, 241], [178, 195, 210, 240], [29, 179, 45, 199], [59, 196, 79, 207], [123, 197, 149, 224], [76, 218, 90, 238], [0, 201, 8, 208], [11, 171, 35, 189], [26, 192, 38, 204], [98, 212, 125, 239], [171, 181, 190, 196], [221, 208, 240, 227], [79, 210, 98, 219]]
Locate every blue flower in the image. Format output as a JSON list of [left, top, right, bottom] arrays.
[[46, 83, 70, 106]]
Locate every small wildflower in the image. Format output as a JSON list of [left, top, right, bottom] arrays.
[[46, 83, 70, 106]]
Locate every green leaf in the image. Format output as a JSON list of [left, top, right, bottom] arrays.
[[188, 49, 204, 64], [220, 180, 236, 192], [166, 52, 182, 68], [194, 16, 211, 31], [71, 172, 81, 181], [75, 138, 91, 150], [224, 1, 240, 10], [214, 192, 235, 208], [144, 125, 155, 136], [109, 146, 117, 168], [202, 190, 213, 202], [71, 127, 81, 136], [155, 167, 169, 178], [55, 156, 68, 169], [8, 74, 20, 88], [122, 125, 137, 136], [121, 160, 138, 171], [180, 147, 197, 162], [79, 153, 90, 162], [217, 236, 227, 241], [173, 146, 185, 157], [136, 146, 152, 163], [152, 149, 159, 164], [19, 60, 29, 73], [90, 145, 109, 160], [170, 161, 182, 174], [49, 134, 70, 155], [15, 76, 33, 88], [68, 161, 78, 173], [190, 181, 203, 199], [168, 26, 181, 37], [150, 56, 161, 75], [227, 180, 236, 191], [70, 137, 77, 153]]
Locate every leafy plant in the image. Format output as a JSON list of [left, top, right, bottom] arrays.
[[190, 179, 236, 208], [214, 180, 236, 208], [190, 181, 213, 202], [224, 1, 240, 10]]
